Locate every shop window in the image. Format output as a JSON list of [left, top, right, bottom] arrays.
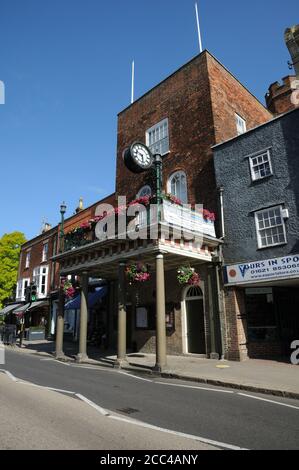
[[255, 205, 287, 248], [146, 118, 169, 156], [16, 278, 30, 301], [245, 288, 277, 341]]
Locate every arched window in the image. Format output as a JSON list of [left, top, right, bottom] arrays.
[[167, 171, 188, 203], [137, 185, 152, 198]]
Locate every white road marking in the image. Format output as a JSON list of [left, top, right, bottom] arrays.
[[238, 393, 299, 410], [0, 369, 19, 382], [118, 371, 153, 382], [16, 380, 76, 395], [156, 381, 234, 394], [75, 393, 110, 417], [70, 364, 110, 371], [108, 414, 247, 451], [40, 358, 55, 361]]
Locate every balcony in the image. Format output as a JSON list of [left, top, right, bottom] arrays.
[[63, 199, 216, 253]]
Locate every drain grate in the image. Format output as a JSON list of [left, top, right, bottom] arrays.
[[117, 407, 140, 415]]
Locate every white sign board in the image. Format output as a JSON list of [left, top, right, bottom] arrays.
[[162, 201, 216, 238], [226, 254, 299, 285], [136, 307, 148, 328]]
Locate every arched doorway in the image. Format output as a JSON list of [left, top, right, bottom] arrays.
[[184, 286, 206, 354]]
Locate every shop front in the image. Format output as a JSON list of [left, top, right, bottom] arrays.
[[225, 254, 299, 360]]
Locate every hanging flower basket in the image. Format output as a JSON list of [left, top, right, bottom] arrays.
[[61, 279, 76, 298], [177, 266, 201, 286], [126, 263, 151, 284]]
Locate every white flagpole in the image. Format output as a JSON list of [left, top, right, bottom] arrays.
[[195, 3, 203, 53], [131, 60, 135, 104]]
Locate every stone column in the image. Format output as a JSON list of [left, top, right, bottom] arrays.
[[76, 272, 89, 363], [55, 286, 66, 360], [155, 252, 167, 371], [116, 262, 127, 367]]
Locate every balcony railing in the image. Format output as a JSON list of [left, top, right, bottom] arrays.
[[63, 200, 216, 253]]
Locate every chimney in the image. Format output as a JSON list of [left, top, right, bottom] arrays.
[[265, 76, 297, 115], [75, 197, 84, 214], [285, 25, 299, 79], [41, 222, 52, 233]]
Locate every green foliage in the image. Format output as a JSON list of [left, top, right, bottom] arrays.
[[0, 232, 26, 308]]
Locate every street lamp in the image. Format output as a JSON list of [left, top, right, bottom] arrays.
[[59, 202, 67, 252]]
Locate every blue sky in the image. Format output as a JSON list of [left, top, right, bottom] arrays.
[[0, 0, 297, 240]]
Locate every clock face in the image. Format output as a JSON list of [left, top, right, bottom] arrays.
[[131, 143, 152, 168]]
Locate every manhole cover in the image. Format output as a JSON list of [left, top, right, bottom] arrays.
[[117, 407, 140, 415]]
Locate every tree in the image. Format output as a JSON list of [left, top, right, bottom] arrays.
[[0, 232, 26, 308]]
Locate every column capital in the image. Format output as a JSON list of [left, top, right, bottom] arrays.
[[156, 251, 167, 259]]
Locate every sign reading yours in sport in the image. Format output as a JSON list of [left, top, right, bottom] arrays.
[[225, 254, 299, 285]]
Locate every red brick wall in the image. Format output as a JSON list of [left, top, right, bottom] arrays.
[[63, 193, 116, 235], [224, 288, 248, 361], [207, 54, 272, 144], [116, 51, 272, 216], [116, 52, 215, 209]]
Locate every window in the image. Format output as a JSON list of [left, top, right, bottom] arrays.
[[146, 118, 169, 155], [235, 113, 246, 135], [25, 251, 31, 269], [16, 280, 22, 301], [33, 266, 49, 298], [16, 278, 30, 301], [167, 171, 188, 204], [245, 288, 277, 342], [137, 185, 152, 198], [42, 242, 48, 262], [249, 150, 273, 181], [255, 206, 287, 248]]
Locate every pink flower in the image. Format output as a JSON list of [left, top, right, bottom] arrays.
[[203, 209, 216, 222], [80, 222, 91, 230], [129, 196, 151, 207], [188, 273, 201, 286]]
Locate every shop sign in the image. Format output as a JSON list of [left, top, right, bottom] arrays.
[[225, 254, 299, 285]]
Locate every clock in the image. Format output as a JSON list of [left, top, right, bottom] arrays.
[[123, 142, 154, 173]]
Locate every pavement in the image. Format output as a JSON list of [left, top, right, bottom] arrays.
[[6, 339, 299, 400], [0, 372, 216, 450]]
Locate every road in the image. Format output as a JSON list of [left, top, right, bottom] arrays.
[[2, 349, 299, 450]]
